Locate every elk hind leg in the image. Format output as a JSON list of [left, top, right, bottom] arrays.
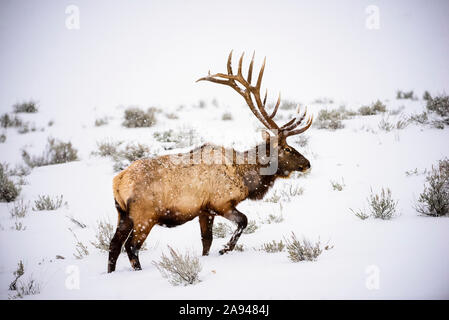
[[108, 201, 133, 273], [219, 208, 247, 255], [124, 217, 155, 271]]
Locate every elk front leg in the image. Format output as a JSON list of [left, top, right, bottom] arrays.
[[199, 214, 215, 256], [220, 208, 248, 255]]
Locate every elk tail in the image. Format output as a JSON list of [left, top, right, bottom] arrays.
[[113, 170, 128, 216]]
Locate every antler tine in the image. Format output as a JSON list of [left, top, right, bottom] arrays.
[[237, 52, 244, 76], [269, 92, 281, 119], [227, 50, 233, 75], [197, 51, 281, 131], [256, 57, 266, 91], [284, 115, 313, 137], [196, 75, 231, 85], [283, 113, 306, 132], [281, 106, 307, 131], [282, 106, 308, 132], [247, 51, 255, 84], [263, 89, 268, 107]]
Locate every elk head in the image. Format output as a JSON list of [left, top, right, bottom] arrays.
[[197, 51, 313, 177]]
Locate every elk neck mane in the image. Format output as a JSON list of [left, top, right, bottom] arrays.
[[236, 142, 279, 200]]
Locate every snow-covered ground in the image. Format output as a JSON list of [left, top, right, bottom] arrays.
[[1, 96, 448, 299]]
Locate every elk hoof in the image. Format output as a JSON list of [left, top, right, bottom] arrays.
[[131, 264, 142, 271], [130, 259, 142, 271]]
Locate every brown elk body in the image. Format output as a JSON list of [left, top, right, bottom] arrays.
[[108, 52, 313, 273]]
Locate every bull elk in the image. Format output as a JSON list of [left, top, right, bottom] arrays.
[[108, 51, 313, 272]]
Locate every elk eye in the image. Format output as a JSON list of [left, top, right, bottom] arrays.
[[285, 147, 292, 152]]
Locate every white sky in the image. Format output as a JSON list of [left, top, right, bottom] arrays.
[[1, 0, 448, 113]]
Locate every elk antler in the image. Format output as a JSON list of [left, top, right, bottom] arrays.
[[196, 51, 313, 139]]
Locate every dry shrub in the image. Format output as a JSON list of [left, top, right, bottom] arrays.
[[33, 195, 65, 211], [0, 114, 23, 128], [426, 95, 449, 117], [368, 188, 398, 220], [122, 107, 157, 128], [242, 220, 258, 234], [416, 158, 449, 217], [22, 137, 78, 168], [13, 101, 38, 113], [0, 163, 21, 202], [258, 240, 285, 253], [92, 140, 123, 157], [284, 232, 330, 262], [212, 222, 232, 238], [153, 246, 202, 286], [112, 142, 153, 172], [358, 100, 386, 116], [90, 218, 117, 252], [9, 199, 29, 218]]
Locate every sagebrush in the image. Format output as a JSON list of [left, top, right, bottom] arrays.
[[122, 107, 157, 128], [90, 218, 118, 252], [153, 246, 202, 286], [330, 178, 345, 191], [92, 140, 123, 157], [396, 90, 416, 100], [222, 112, 233, 120], [358, 100, 386, 116], [263, 190, 281, 203], [367, 188, 398, 220], [112, 142, 153, 172], [409, 111, 428, 125], [280, 184, 304, 200], [10, 276, 41, 299], [12, 221, 27, 231], [153, 127, 200, 149], [9, 199, 29, 218], [22, 137, 78, 168], [350, 208, 370, 220], [0, 163, 21, 202], [90, 218, 147, 252], [69, 228, 90, 259], [314, 108, 345, 130], [212, 222, 232, 238], [284, 232, 329, 262], [0, 113, 22, 128], [295, 135, 309, 148], [258, 240, 285, 253], [426, 95, 449, 118], [94, 117, 109, 127], [33, 195, 65, 211], [416, 158, 449, 217], [13, 101, 38, 113], [242, 220, 258, 234], [8, 260, 24, 291], [263, 212, 284, 224]]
